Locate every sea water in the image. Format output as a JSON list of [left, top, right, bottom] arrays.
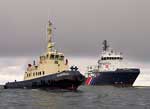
[[0, 86, 150, 109]]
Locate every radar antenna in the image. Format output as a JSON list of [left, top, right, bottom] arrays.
[[103, 40, 109, 51]]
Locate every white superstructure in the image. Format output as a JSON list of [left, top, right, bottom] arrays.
[[85, 40, 124, 77]]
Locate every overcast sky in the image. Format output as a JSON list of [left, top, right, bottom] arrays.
[[0, 0, 150, 62]]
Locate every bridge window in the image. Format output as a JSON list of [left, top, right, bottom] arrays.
[[43, 71, 45, 75], [55, 55, 59, 60], [59, 56, 64, 60], [46, 54, 49, 59], [103, 57, 106, 60], [50, 54, 54, 59]]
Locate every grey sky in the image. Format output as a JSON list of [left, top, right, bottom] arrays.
[[0, 0, 150, 62]]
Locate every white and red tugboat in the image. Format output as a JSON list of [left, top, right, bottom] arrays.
[[85, 40, 140, 86]]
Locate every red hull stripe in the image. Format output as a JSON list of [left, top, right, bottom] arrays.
[[85, 77, 92, 85]]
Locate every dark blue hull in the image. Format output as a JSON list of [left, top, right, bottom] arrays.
[[4, 71, 85, 90], [86, 69, 140, 86]]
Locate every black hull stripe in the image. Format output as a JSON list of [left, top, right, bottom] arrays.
[[4, 71, 85, 90]]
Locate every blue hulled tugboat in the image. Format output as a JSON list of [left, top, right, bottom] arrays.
[[85, 40, 140, 86], [4, 20, 84, 90]]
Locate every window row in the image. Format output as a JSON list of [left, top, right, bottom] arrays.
[[26, 71, 45, 77], [101, 57, 123, 60], [40, 55, 64, 60]]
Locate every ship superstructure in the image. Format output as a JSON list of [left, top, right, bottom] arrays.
[[4, 20, 84, 90], [85, 40, 140, 86], [24, 21, 68, 80]]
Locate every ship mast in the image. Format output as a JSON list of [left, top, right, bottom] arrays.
[[103, 40, 109, 51], [47, 20, 54, 52]]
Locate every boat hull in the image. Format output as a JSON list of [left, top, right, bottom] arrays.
[[85, 69, 140, 87], [4, 71, 85, 91]]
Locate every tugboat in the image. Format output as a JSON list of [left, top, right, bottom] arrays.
[[4, 20, 84, 90], [85, 40, 140, 86]]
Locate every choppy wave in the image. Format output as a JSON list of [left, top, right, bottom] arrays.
[[0, 86, 150, 109]]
